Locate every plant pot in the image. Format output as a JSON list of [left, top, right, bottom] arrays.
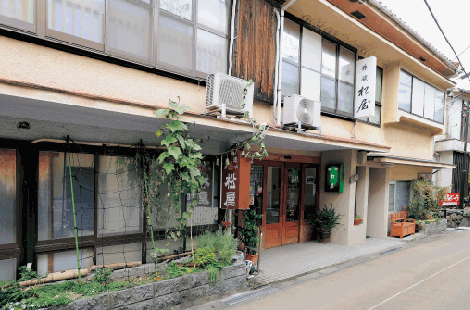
[[319, 231, 331, 243], [238, 242, 245, 251], [354, 218, 363, 225], [222, 221, 231, 228], [416, 224, 423, 231], [246, 253, 258, 265]]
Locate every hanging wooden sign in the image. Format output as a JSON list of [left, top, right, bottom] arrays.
[[220, 151, 251, 210]]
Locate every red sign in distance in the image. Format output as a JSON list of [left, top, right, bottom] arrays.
[[439, 193, 460, 206]]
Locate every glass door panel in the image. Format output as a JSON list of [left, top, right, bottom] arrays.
[[266, 166, 281, 224], [286, 168, 300, 221], [304, 167, 317, 219]]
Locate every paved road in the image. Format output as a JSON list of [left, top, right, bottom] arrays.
[[194, 230, 470, 310]]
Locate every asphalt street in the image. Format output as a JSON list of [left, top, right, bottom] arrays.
[[192, 230, 470, 310]]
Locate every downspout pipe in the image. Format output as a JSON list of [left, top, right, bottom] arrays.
[[228, 0, 237, 76], [275, 0, 298, 125], [273, 9, 280, 123]]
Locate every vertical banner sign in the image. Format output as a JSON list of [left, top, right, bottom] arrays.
[[221, 151, 251, 210], [355, 56, 377, 118]]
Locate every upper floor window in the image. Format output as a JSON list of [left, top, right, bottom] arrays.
[[281, 18, 356, 118], [321, 39, 355, 118], [1, 0, 230, 79], [398, 70, 445, 124]]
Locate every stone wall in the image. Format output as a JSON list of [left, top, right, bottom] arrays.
[[445, 209, 470, 228], [423, 219, 447, 236], [47, 262, 246, 310]]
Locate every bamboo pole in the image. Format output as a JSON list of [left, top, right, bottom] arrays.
[[90, 261, 142, 271], [68, 151, 82, 283], [19, 268, 90, 287]]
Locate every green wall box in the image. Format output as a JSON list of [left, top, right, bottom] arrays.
[[325, 164, 344, 193]]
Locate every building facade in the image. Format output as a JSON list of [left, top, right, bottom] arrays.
[[0, 0, 457, 281]]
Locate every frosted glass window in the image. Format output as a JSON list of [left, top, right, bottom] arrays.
[[0, 149, 16, 245], [158, 15, 194, 72], [37, 248, 93, 276], [301, 29, 322, 72], [321, 39, 336, 79], [434, 90, 445, 123], [301, 68, 320, 101], [38, 152, 95, 241], [339, 46, 355, 84], [398, 71, 412, 112], [198, 0, 229, 35], [282, 19, 300, 64], [107, 0, 152, 61], [424, 83, 435, 119], [281, 61, 299, 97], [320, 76, 336, 110], [0, 0, 34, 24], [338, 82, 354, 115], [98, 156, 142, 237], [369, 105, 381, 125], [196, 29, 228, 75], [395, 181, 411, 211], [160, 0, 192, 21], [96, 243, 142, 266], [388, 184, 395, 212], [47, 0, 105, 43], [376, 67, 382, 103], [0, 258, 16, 281], [411, 78, 425, 117]]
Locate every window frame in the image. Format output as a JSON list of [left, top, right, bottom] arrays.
[[398, 69, 445, 125], [281, 14, 358, 119], [280, 18, 301, 98], [320, 38, 356, 118], [0, 0, 231, 81]]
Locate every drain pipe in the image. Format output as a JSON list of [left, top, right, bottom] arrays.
[[228, 0, 237, 76], [275, 0, 299, 126], [273, 9, 281, 124]]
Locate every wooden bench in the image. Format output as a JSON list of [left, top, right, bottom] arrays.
[[390, 211, 415, 239]]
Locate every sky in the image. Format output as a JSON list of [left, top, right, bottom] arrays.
[[377, 0, 470, 88]]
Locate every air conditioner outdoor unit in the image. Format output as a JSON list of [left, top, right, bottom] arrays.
[[206, 72, 254, 118], [282, 94, 321, 130]]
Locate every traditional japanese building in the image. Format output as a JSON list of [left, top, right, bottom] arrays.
[[0, 0, 457, 280]]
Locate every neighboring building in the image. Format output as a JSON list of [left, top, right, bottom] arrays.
[[0, 0, 457, 280], [434, 89, 470, 208]]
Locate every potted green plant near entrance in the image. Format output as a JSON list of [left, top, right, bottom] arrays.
[[354, 215, 363, 225], [239, 209, 264, 264], [307, 205, 343, 243]]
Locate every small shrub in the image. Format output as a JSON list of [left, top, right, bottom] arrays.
[[435, 218, 441, 224], [163, 263, 193, 280], [425, 220, 431, 224], [193, 247, 218, 267], [93, 268, 112, 285]]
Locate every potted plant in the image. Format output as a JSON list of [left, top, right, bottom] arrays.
[[239, 209, 264, 264], [307, 205, 343, 243], [354, 215, 363, 225]]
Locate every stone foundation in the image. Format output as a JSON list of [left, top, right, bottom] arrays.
[[423, 219, 447, 236], [444, 209, 470, 228], [42, 262, 246, 310]]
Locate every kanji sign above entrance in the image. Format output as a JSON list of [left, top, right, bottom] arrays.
[[440, 193, 460, 206], [220, 151, 251, 210], [355, 56, 377, 119]]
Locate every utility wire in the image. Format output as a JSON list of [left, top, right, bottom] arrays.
[[423, 0, 470, 85], [454, 43, 470, 61]]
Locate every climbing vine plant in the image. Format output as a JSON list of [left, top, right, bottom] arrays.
[[152, 99, 208, 256], [229, 79, 269, 164]]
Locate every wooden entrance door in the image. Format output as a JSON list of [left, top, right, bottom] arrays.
[[264, 162, 302, 249]]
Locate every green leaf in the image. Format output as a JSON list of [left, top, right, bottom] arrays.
[[156, 130, 163, 137], [175, 105, 190, 115], [175, 134, 186, 149], [157, 152, 169, 163], [168, 145, 182, 160], [163, 163, 174, 175], [167, 120, 188, 132], [245, 143, 251, 150], [155, 108, 170, 118], [181, 172, 190, 182], [161, 135, 178, 147]]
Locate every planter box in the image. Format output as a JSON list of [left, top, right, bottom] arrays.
[[40, 262, 246, 310], [354, 218, 363, 225], [423, 219, 447, 236]]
